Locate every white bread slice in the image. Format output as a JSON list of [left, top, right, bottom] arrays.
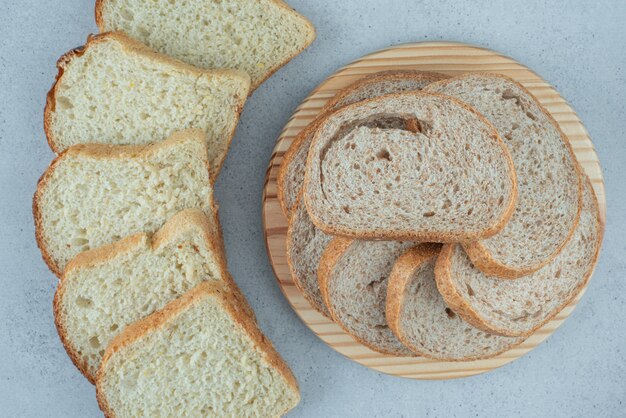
[[33, 130, 213, 276], [277, 70, 448, 218], [386, 245, 525, 361], [44, 32, 250, 178], [95, 0, 316, 90], [435, 175, 603, 337], [96, 282, 300, 418], [426, 73, 582, 277], [318, 238, 414, 355], [304, 92, 518, 242], [286, 193, 332, 317], [54, 209, 249, 383]]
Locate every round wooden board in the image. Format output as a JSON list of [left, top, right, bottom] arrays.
[[262, 42, 606, 380]]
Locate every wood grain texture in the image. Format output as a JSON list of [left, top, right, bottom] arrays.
[[262, 42, 606, 380]]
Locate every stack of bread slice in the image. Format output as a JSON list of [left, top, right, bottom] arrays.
[[278, 71, 604, 361], [35, 1, 315, 416]]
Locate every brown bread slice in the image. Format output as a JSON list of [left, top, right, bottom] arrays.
[[304, 92, 518, 242], [386, 245, 525, 361], [277, 70, 447, 218], [426, 73, 582, 277], [435, 176, 603, 337], [96, 282, 300, 418], [286, 193, 332, 317], [318, 238, 414, 355]]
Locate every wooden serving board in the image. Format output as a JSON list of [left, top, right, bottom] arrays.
[[262, 42, 606, 380]]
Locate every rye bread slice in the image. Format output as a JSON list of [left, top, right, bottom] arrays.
[[286, 193, 332, 317], [425, 73, 582, 277], [277, 70, 447, 218], [435, 175, 603, 337], [303, 92, 518, 242], [318, 238, 414, 355], [386, 245, 525, 361]]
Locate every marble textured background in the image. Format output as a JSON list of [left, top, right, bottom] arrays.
[[0, 1, 624, 416]]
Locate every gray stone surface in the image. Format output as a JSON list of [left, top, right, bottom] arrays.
[[1, 0, 625, 416]]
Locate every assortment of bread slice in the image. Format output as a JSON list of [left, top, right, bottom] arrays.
[[278, 70, 604, 361], [35, 1, 315, 416]]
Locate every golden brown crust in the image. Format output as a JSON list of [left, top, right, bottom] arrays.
[[321, 70, 449, 113], [386, 244, 527, 361], [427, 72, 584, 277], [95, 281, 300, 418], [44, 31, 250, 177], [285, 192, 331, 318], [435, 176, 602, 337], [303, 91, 519, 243], [33, 130, 212, 277], [95, 1, 315, 92], [317, 238, 413, 356]]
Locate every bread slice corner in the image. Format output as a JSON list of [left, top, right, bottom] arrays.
[[95, 281, 300, 417]]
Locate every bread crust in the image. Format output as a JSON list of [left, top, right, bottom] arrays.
[[303, 91, 519, 243], [277, 71, 449, 219], [321, 70, 449, 113], [95, 281, 300, 418], [43, 31, 250, 177], [285, 192, 331, 318], [427, 72, 584, 277], [317, 238, 413, 356], [53, 208, 256, 383], [33, 129, 213, 277], [435, 175, 603, 337], [95, 0, 315, 92], [386, 244, 527, 360], [277, 116, 323, 219]]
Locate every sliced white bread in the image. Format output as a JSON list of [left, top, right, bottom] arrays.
[[277, 70, 447, 218], [96, 281, 300, 418], [44, 32, 250, 178], [426, 73, 582, 277], [435, 175, 603, 337], [54, 209, 253, 383], [286, 193, 332, 317], [318, 238, 414, 355], [33, 129, 213, 276], [304, 92, 518, 242], [95, 0, 315, 90], [386, 245, 525, 361]]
